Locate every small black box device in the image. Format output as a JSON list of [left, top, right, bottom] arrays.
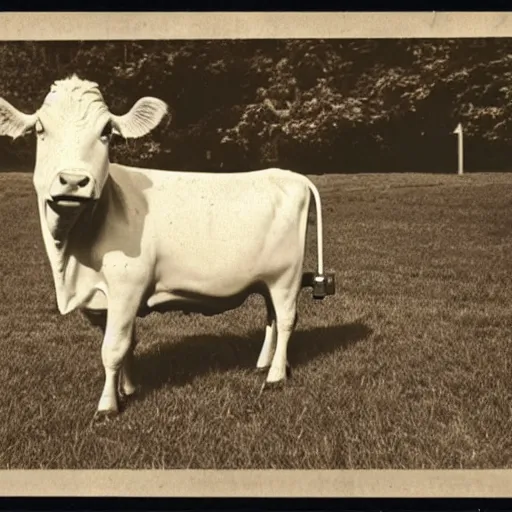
[[302, 272, 336, 299]]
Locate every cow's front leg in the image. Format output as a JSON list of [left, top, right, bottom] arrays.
[[95, 301, 138, 422], [119, 326, 138, 398]]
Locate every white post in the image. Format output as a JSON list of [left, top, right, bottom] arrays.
[[453, 123, 464, 175]]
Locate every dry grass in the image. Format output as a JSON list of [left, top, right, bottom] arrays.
[[0, 171, 512, 468]]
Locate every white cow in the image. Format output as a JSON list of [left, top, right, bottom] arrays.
[[0, 75, 334, 421]]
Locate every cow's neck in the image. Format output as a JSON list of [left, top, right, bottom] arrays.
[[39, 176, 116, 315]]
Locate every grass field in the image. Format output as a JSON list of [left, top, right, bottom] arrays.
[[1, 171, 512, 469]]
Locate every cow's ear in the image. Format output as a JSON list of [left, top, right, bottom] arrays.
[[111, 97, 168, 139], [0, 98, 37, 139]]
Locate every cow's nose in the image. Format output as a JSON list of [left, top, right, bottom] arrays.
[[58, 172, 91, 188]]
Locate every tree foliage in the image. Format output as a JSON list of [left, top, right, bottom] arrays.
[[0, 39, 510, 173]]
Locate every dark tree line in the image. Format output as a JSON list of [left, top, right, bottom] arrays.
[[0, 39, 511, 174]]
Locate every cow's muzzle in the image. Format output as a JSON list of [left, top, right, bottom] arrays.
[[48, 170, 96, 209]]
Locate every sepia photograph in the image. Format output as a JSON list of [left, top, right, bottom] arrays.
[[1, 11, 512, 497]]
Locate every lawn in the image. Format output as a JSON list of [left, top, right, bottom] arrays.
[[0, 171, 511, 469]]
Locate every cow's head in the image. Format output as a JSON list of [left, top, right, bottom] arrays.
[[0, 74, 168, 241]]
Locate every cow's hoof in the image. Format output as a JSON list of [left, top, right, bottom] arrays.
[[263, 364, 291, 382], [254, 366, 270, 374], [118, 394, 135, 410], [92, 409, 118, 424], [263, 379, 286, 391], [120, 388, 137, 400]]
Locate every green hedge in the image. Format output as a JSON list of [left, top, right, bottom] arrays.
[[0, 39, 510, 173]]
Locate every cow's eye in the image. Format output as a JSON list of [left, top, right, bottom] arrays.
[[100, 121, 113, 141], [35, 119, 44, 136]]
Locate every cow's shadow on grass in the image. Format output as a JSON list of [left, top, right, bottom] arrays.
[[132, 322, 372, 401]]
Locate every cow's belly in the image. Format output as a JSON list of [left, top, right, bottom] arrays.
[[151, 204, 302, 296], [144, 285, 261, 316], [152, 227, 298, 299], [150, 270, 259, 304]]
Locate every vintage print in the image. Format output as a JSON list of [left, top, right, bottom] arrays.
[[0, 33, 511, 473]]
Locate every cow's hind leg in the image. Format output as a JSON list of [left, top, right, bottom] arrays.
[[265, 280, 300, 386], [256, 294, 277, 371]]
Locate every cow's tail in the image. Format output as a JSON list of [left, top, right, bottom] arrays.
[[295, 173, 335, 298], [301, 176, 324, 276]]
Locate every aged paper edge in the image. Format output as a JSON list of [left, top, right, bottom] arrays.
[[0, 470, 511, 497], [0, 10, 511, 498], [0, 11, 510, 40]]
